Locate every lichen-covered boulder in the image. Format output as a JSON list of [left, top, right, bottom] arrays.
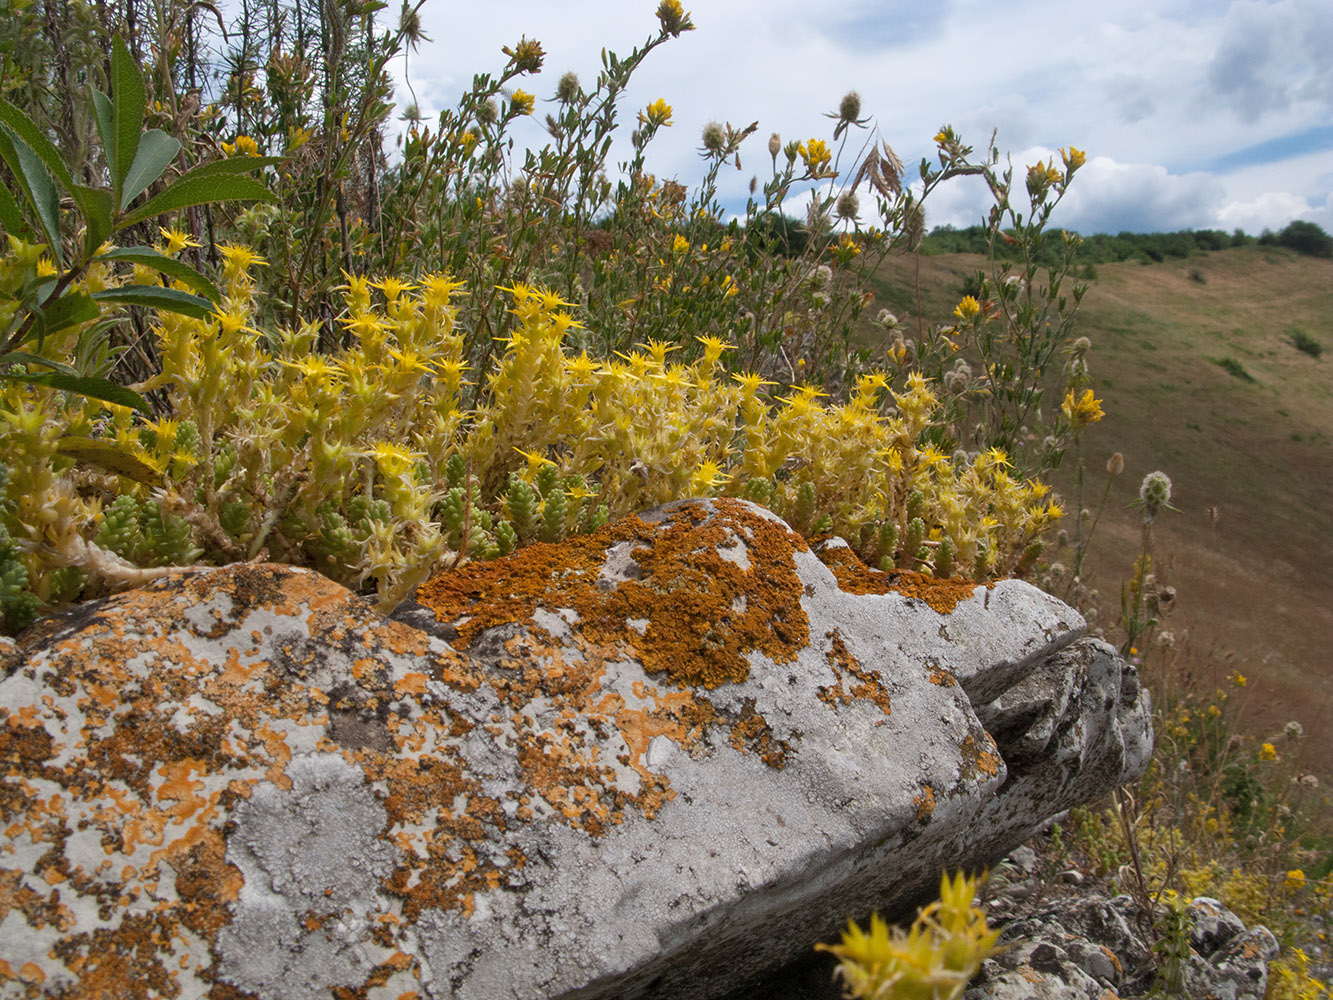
[[0, 498, 1151, 999]]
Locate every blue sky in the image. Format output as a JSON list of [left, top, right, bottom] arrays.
[[391, 0, 1333, 235]]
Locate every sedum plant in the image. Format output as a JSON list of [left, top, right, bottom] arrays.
[[2, 246, 1063, 621], [817, 871, 1001, 1000]]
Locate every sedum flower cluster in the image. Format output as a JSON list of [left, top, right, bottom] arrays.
[[818, 871, 1001, 1000], [1, 244, 1063, 618]]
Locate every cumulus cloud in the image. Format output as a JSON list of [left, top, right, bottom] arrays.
[[1206, 0, 1333, 123], [369, 0, 1330, 237]]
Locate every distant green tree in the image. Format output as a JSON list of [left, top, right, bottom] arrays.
[[1265, 220, 1333, 258]]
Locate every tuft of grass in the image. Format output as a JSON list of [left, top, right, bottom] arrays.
[[1289, 328, 1323, 358], [1213, 356, 1257, 382]]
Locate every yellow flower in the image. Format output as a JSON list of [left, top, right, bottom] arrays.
[[1286, 869, 1307, 889], [1259, 742, 1278, 762], [513, 446, 556, 478], [656, 0, 693, 36], [217, 243, 267, 275], [642, 99, 673, 128], [694, 334, 735, 366], [672, 233, 690, 255], [689, 460, 730, 494], [222, 134, 260, 156], [798, 138, 833, 176], [35, 257, 57, 277], [1230, 671, 1247, 688], [1061, 388, 1104, 428], [372, 276, 416, 301], [953, 295, 981, 321], [732, 372, 777, 395], [367, 441, 420, 479], [510, 89, 535, 116], [158, 226, 202, 255], [1061, 145, 1087, 171]]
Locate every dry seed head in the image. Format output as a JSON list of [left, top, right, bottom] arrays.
[[1107, 452, 1124, 476], [768, 132, 781, 160], [556, 71, 580, 104], [1139, 470, 1172, 519], [835, 191, 860, 221], [838, 90, 862, 123], [701, 121, 726, 153]]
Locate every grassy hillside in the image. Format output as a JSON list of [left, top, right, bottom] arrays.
[[869, 245, 1333, 770]]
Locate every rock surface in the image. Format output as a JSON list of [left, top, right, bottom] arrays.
[[963, 893, 1279, 1000], [0, 498, 1152, 999]]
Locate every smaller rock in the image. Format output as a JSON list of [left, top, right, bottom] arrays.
[[1188, 896, 1247, 956]]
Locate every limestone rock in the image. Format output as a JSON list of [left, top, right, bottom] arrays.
[[963, 893, 1278, 1000], [0, 498, 1151, 999]]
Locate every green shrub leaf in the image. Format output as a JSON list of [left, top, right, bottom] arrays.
[[0, 371, 150, 412], [35, 291, 100, 336], [120, 130, 181, 210], [0, 96, 76, 193], [0, 126, 63, 262], [120, 162, 278, 228], [110, 36, 146, 200], [57, 436, 163, 484], [93, 284, 215, 319], [70, 185, 115, 257], [94, 246, 221, 302]]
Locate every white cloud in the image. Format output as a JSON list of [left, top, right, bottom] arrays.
[[369, 0, 1331, 236]]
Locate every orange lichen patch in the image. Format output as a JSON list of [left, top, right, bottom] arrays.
[[815, 544, 985, 614], [395, 672, 429, 696], [816, 629, 892, 716], [416, 499, 810, 690], [727, 700, 793, 768], [959, 730, 1003, 781], [616, 681, 715, 794], [926, 664, 957, 687], [914, 784, 937, 822]]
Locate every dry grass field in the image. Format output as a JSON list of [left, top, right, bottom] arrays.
[[868, 244, 1333, 770]]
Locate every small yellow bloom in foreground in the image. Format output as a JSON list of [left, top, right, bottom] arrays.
[[1061, 145, 1087, 171], [1061, 388, 1104, 427], [1259, 742, 1278, 762], [953, 295, 981, 320], [1230, 671, 1247, 688], [1286, 869, 1307, 889], [643, 99, 673, 128], [672, 233, 690, 255]]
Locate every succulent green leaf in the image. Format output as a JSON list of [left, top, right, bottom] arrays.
[[94, 246, 221, 302], [120, 129, 181, 210], [110, 36, 146, 200], [92, 284, 214, 319], [121, 163, 278, 228], [0, 370, 150, 412]]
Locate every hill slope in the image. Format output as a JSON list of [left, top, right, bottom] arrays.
[[869, 245, 1333, 769]]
